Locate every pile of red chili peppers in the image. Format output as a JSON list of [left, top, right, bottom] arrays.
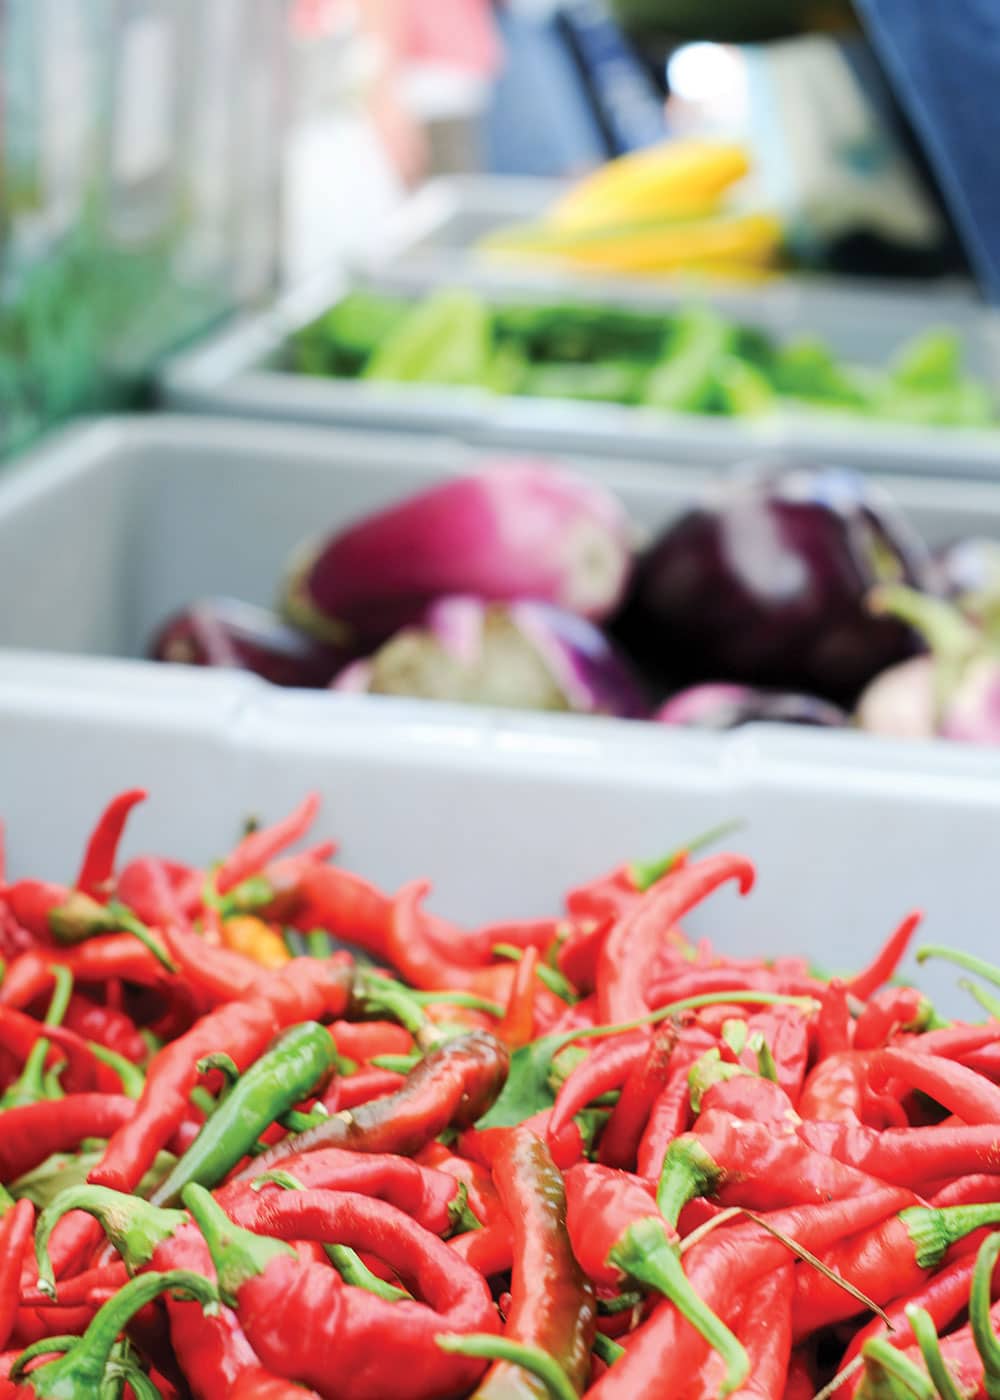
[[5, 792, 1000, 1397]]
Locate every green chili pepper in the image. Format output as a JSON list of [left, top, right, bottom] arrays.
[[150, 1021, 338, 1206]]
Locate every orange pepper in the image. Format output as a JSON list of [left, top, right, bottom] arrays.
[[221, 915, 290, 970]]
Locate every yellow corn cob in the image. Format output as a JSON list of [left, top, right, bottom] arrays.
[[548, 140, 751, 231], [484, 211, 783, 277]]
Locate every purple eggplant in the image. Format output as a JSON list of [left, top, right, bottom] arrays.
[[331, 595, 647, 718], [611, 465, 932, 705], [151, 597, 345, 688], [654, 683, 847, 731], [856, 585, 1000, 743], [283, 463, 634, 648]]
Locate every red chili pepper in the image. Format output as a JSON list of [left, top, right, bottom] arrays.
[[228, 1368, 323, 1400], [326, 1066, 406, 1111], [797, 1050, 905, 1127], [599, 1024, 679, 1170], [470, 917, 562, 963], [0, 1006, 100, 1093], [386, 881, 515, 1000], [844, 910, 922, 1000], [814, 977, 852, 1060], [114, 855, 202, 926], [0, 1094, 135, 1182], [1, 883, 65, 941], [464, 1104, 586, 1175], [548, 1030, 649, 1142], [19, 1264, 129, 1312], [159, 921, 262, 1002], [791, 1199, 1000, 1337], [289, 865, 393, 959], [215, 793, 320, 895], [853, 985, 932, 1050], [866, 1045, 1000, 1124], [61, 995, 146, 1064], [415, 1144, 502, 1228], [185, 1183, 499, 1400], [587, 1185, 912, 1400], [958, 1043, 1000, 1078], [219, 1149, 468, 1236], [327, 1020, 413, 1062], [449, 1221, 514, 1277], [781, 1351, 815, 1400], [657, 1110, 904, 1221], [724, 1264, 794, 1400], [696, 1074, 799, 1131], [635, 1032, 718, 1181], [556, 918, 612, 995], [498, 947, 540, 1048], [0, 940, 168, 1010], [0, 1202, 34, 1350], [245, 1030, 509, 1178], [74, 789, 147, 898], [744, 1007, 810, 1102], [798, 1118, 1000, 1188], [469, 1128, 595, 1399], [598, 856, 756, 1024]]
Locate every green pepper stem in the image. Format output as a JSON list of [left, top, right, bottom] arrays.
[[609, 1218, 748, 1396], [87, 1041, 146, 1099], [8, 1336, 77, 1373], [3, 965, 75, 1109], [858, 1338, 935, 1399], [656, 1136, 723, 1225], [629, 820, 744, 892], [970, 1231, 1000, 1397], [13, 1272, 217, 1395], [435, 1334, 578, 1400], [958, 978, 1000, 1020], [904, 1306, 965, 1400], [687, 1048, 752, 1114], [447, 1181, 483, 1236], [105, 1361, 165, 1400], [916, 944, 1000, 995], [0, 1184, 15, 1214], [902, 1205, 1000, 1270], [591, 1333, 625, 1368], [35, 1184, 186, 1294], [195, 1052, 240, 1087], [182, 1183, 295, 1306], [103, 902, 178, 973]]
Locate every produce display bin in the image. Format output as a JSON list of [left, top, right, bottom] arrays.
[[157, 268, 1000, 479], [7, 414, 1000, 668], [3, 647, 1000, 1020]]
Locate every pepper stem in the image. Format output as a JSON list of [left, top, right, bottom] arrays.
[[656, 1136, 724, 1226], [12, 1271, 217, 1396], [904, 1305, 965, 1400], [917, 944, 1000, 994], [182, 1183, 295, 1307], [608, 1217, 749, 1396], [858, 1337, 935, 1399], [902, 1204, 1000, 1270], [629, 820, 744, 892], [435, 1333, 578, 1400], [35, 1185, 187, 1295], [970, 1231, 1000, 1398], [1, 965, 74, 1108]]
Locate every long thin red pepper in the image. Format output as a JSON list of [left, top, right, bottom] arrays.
[[114, 856, 202, 927], [636, 1034, 714, 1180], [854, 985, 931, 1050], [215, 794, 320, 895], [74, 789, 147, 898], [0, 1095, 135, 1183], [548, 1030, 649, 1142], [0, 941, 168, 1009], [498, 947, 540, 1048], [587, 1185, 913, 1400], [815, 978, 852, 1060], [845, 910, 923, 999], [866, 1045, 1000, 1124], [599, 1024, 679, 1170], [724, 1264, 793, 1400], [798, 1118, 1000, 1187], [0, 1202, 34, 1351], [228, 1368, 324, 1400], [598, 855, 756, 1024]]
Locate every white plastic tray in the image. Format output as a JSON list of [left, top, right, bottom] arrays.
[[157, 265, 1000, 478], [3, 649, 1000, 1017], [7, 414, 1000, 664]]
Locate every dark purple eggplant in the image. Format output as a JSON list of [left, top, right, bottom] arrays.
[[331, 595, 648, 718], [611, 464, 933, 704], [151, 597, 346, 688], [655, 683, 847, 731]]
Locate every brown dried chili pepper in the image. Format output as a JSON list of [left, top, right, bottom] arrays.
[[463, 1127, 596, 1399], [597, 855, 756, 1025], [242, 1030, 509, 1177]]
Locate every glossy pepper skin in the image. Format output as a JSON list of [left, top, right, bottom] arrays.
[[0, 1201, 34, 1351], [473, 1128, 595, 1399], [242, 1030, 509, 1177], [0, 1094, 135, 1183], [184, 1184, 498, 1400], [150, 1020, 339, 1205]]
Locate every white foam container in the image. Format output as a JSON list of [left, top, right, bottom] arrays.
[[3, 649, 1000, 1019], [157, 264, 1000, 478]]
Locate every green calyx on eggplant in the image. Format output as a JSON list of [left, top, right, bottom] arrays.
[[331, 596, 648, 718], [611, 464, 933, 705], [281, 463, 634, 651], [857, 586, 1000, 744], [150, 597, 346, 688]]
